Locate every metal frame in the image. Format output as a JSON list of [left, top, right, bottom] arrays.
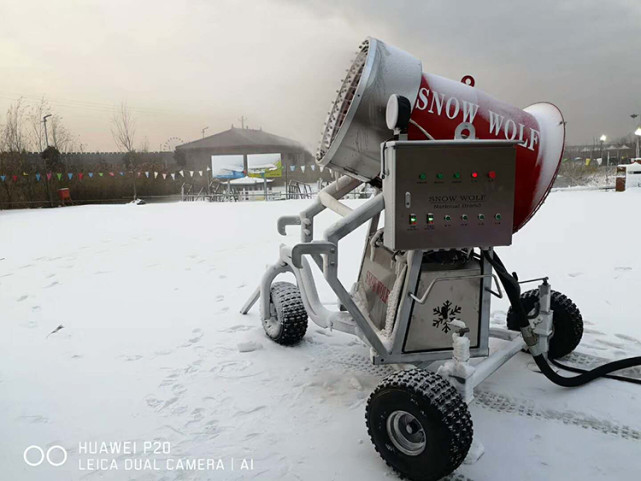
[[241, 145, 553, 403]]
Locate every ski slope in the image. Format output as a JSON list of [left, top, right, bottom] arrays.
[[0, 188, 640, 480]]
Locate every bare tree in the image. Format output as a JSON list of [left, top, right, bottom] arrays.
[[49, 116, 76, 153], [111, 102, 136, 152], [1, 98, 28, 153], [28, 97, 49, 152]]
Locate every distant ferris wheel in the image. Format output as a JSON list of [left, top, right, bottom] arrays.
[[163, 136, 184, 151]]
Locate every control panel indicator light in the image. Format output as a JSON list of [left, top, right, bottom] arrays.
[[488, 171, 497, 180], [436, 173, 444, 180], [471, 171, 479, 179], [461, 214, 468, 221], [444, 215, 451, 222], [426, 213, 435, 224], [409, 214, 417, 226], [478, 213, 485, 221], [453, 172, 461, 179], [495, 213, 502, 221], [418, 173, 426, 180]]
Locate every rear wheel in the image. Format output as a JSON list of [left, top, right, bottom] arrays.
[[506, 289, 583, 359], [366, 369, 473, 481], [263, 282, 308, 345]]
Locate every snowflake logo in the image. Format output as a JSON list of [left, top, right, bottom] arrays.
[[432, 300, 462, 333]]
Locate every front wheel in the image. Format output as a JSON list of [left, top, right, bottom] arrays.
[[366, 369, 473, 481]]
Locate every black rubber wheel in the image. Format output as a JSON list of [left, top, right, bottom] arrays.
[[506, 289, 583, 359], [263, 282, 308, 345], [366, 369, 473, 481]]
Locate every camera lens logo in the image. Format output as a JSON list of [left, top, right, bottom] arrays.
[[23, 445, 68, 467]]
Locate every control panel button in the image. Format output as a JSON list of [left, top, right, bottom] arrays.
[[444, 215, 451, 222], [453, 172, 461, 179], [418, 173, 426, 180], [409, 214, 417, 226], [478, 213, 485, 221], [436, 173, 444, 180], [495, 213, 502, 221], [471, 171, 479, 179], [461, 214, 468, 221], [426, 213, 435, 224], [488, 171, 497, 180]]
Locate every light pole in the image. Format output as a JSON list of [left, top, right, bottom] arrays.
[[201, 126, 209, 138], [635, 127, 641, 160], [42, 114, 53, 207], [42, 114, 52, 147]]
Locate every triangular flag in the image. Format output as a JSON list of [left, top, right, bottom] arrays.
[[198, 170, 203, 176], [67, 173, 73, 180], [189, 170, 194, 177], [119, 171, 124, 176], [301, 165, 306, 173], [179, 170, 184, 177], [137, 172, 141, 178], [290, 165, 295, 171], [145, 172, 150, 178], [56, 173, 62, 181], [47, 173, 52, 180], [98, 172, 104, 177], [171, 173, 176, 180], [109, 172, 115, 177], [0, 175, 5, 182], [88, 172, 94, 178], [35, 173, 41, 182], [310, 164, 316, 171], [320, 166, 324, 172], [154, 172, 158, 179], [206, 166, 211, 171], [162, 173, 167, 180], [12, 175, 18, 182], [23, 172, 28, 176], [79, 173, 84, 180]]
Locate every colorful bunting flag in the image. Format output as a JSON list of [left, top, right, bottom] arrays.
[[56, 173, 62, 181], [179, 170, 184, 177], [198, 170, 203, 176], [35, 173, 41, 182], [119, 172, 124, 176], [171, 173, 176, 180], [47, 173, 52, 180], [98, 172, 104, 177], [0, 175, 5, 182], [154, 172, 158, 179], [12, 175, 18, 182], [109, 172, 115, 177], [79, 173, 84, 180], [88, 172, 94, 178], [290, 165, 295, 171], [189, 170, 194, 177], [162, 173, 167, 180], [137, 172, 141, 178], [67, 173, 73, 180], [310, 165, 316, 171], [301, 165, 306, 173], [145, 172, 150, 178], [206, 166, 211, 171]]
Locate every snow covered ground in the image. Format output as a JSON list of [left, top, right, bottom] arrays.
[[1, 189, 640, 481]]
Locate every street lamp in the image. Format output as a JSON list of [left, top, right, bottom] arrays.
[[635, 127, 641, 160], [41, 114, 53, 207], [42, 114, 52, 147], [599, 134, 606, 166]]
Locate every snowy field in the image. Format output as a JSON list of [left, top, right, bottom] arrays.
[[1, 189, 640, 481]]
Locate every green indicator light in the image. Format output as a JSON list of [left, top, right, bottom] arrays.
[[453, 172, 461, 179], [478, 214, 485, 221], [436, 173, 444, 180], [444, 215, 451, 221], [419, 173, 426, 180], [461, 214, 468, 221], [495, 213, 502, 221], [427, 213, 435, 224], [409, 214, 417, 225]]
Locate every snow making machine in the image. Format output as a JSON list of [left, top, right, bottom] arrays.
[[239, 37, 626, 480]]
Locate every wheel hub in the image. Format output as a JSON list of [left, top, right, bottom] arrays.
[[386, 410, 427, 456]]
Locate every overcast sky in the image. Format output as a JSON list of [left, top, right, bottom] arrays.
[[1, 0, 640, 152]]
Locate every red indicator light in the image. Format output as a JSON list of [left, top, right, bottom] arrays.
[[471, 172, 479, 179], [488, 171, 497, 179]]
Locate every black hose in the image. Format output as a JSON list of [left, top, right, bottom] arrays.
[[483, 250, 641, 387], [550, 358, 641, 386]]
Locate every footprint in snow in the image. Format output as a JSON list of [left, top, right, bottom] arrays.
[[567, 272, 583, 278], [120, 354, 143, 362], [614, 266, 632, 271], [44, 280, 60, 288], [216, 295, 224, 303], [17, 295, 28, 302], [614, 333, 641, 345]]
